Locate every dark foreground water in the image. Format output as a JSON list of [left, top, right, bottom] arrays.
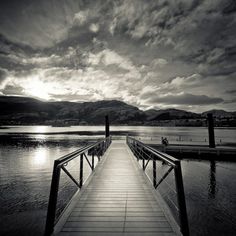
[[0, 126, 236, 235], [145, 159, 236, 235]]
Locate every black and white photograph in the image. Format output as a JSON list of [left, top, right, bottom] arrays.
[[0, 0, 236, 235]]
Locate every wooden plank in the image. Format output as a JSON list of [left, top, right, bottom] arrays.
[[59, 232, 176, 236], [56, 141, 178, 236]]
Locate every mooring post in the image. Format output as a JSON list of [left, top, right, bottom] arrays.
[[207, 113, 215, 148], [105, 115, 110, 137]]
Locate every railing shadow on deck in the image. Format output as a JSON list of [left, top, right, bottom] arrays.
[[44, 136, 112, 236], [127, 135, 189, 236]]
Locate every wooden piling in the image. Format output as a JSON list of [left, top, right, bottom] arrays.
[[105, 115, 110, 137], [207, 113, 215, 148]]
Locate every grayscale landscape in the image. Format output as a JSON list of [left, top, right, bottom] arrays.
[[0, 1, 236, 236]]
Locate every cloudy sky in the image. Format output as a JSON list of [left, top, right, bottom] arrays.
[[0, 0, 236, 112]]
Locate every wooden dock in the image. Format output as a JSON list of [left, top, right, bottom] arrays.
[[145, 143, 236, 160], [54, 140, 179, 236]]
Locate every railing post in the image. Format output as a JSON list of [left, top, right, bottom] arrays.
[[92, 154, 94, 170], [153, 159, 157, 187], [174, 162, 189, 236], [142, 158, 145, 170], [44, 161, 61, 236], [79, 154, 84, 188]]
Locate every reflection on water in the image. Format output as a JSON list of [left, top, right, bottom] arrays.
[[145, 159, 236, 236], [33, 126, 49, 133], [209, 161, 216, 199], [31, 149, 47, 167]]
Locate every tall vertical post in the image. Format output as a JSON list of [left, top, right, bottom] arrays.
[[105, 115, 110, 138], [79, 154, 84, 188], [44, 161, 61, 236], [207, 113, 215, 148], [174, 162, 189, 236]]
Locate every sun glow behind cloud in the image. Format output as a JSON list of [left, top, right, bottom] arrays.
[[25, 78, 50, 100], [21, 74, 61, 100]]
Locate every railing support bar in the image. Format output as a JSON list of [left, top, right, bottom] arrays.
[[84, 153, 93, 170], [61, 165, 80, 187], [155, 166, 174, 189], [144, 159, 150, 170]]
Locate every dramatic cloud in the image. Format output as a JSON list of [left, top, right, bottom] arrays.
[[226, 89, 236, 94], [0, 0, 235, 112], [0, 68, 8, 84]]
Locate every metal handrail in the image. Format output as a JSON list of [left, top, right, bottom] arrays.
[[127, 136, 189, 236], [44, 136, 112, 236]]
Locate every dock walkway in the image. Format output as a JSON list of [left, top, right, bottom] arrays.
[[55, 140, 178, 236]]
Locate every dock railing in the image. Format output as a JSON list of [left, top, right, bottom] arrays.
[[127, 135, 189, 236], [44, 136, 112, 236]]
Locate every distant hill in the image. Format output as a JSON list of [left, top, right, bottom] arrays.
[[0, 96, 145, 125], [0, 96, 235, 126], [144, 108, 200, 121], [202, 109, 236, 118]]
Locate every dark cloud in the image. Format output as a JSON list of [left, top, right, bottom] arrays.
[[0, 0, 82, 48], [223, 0, 236, 14], [225, 89, 236, 94], [2, 84, 24, 96], [0, 68, 8, 84], [103, 64, 129, 75]]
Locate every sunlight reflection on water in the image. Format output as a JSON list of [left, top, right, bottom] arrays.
[[33, 126, 49, 133], [31, 149, 47, 166], [0, 139, 93, 236]]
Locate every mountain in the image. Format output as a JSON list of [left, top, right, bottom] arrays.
[[0, 96, 235, 126], [202, 109, 236, 118], [0, 96, 145, 125], [144, 108, 200, 121]]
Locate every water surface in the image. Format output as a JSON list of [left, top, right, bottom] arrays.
[[0, 126, 236, 235]]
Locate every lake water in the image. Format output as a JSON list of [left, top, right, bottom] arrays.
[[1, 125, 236, 146], [0, 126, 236, 235]]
